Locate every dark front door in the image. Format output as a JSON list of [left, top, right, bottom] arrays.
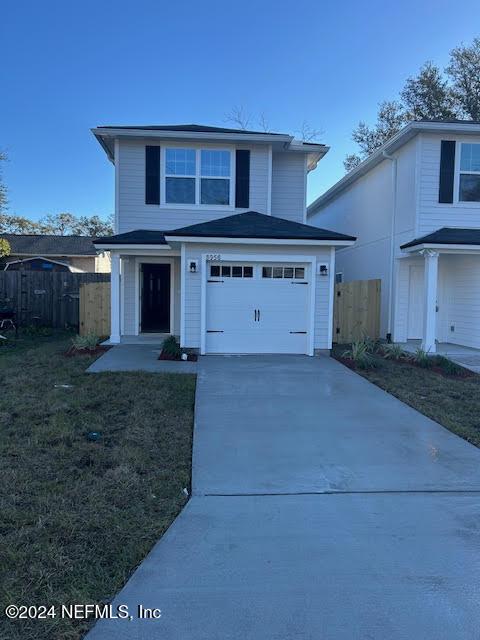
[[141, 263, 171, 332]]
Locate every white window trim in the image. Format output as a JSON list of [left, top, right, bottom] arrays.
[[453, 139, 480, 207], [160, 142, 235, 210]]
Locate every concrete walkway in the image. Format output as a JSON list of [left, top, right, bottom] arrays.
[[86, 356, 480, 640], [87, 344, 197, 374]]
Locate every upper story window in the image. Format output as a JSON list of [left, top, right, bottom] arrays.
[[459, 143, 480, 202], [164, 147, 232, 206]]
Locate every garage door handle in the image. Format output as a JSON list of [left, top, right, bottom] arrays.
[[290, 331, 307, 334], [258, 309, 260, 321], [254, 309, 258, 321], [207, 330, 224, 333], [291, 281, 308, 285]]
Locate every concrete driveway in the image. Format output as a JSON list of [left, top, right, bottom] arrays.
[[87, 356, 480, 640]]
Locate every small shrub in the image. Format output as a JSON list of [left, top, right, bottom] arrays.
[[434, 355, 464, 376], [362, 335, 381, 354], [342, 340, 376, 369], [71, 333, 100, 351], [411, 347, 432, 368], [161, 335, 182, 359], [382, 343, 405, 361]]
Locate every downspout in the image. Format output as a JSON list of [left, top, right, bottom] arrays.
[[383, 150, 397, 342]]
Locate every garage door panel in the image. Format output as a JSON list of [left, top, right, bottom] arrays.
[[205, 262, 310, 355]]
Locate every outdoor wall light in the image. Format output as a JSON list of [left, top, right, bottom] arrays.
[[318, 263, 329, 276], [188, 260, 198, 273]]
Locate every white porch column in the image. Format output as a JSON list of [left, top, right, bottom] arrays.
[[110, 253, 121, 344], [421, 249, 439, 353]]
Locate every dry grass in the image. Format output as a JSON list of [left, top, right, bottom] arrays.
[[0, 332, 195, 639], [332, 344, 480, 447]]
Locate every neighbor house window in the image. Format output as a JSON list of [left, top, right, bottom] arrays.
[[164, 148, 232, 206], [459, 143, 480, 202]]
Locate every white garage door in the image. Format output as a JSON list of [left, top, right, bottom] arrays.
[[205, 262, 311, 354]]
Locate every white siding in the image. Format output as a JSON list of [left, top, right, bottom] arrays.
[[440, 255, 480, 349], [309, 139, 417, 338], [182, 243, 333, 351], [271, 152, 306, 223], [117, 140, 270, 233], [394, 254, 480, 349], [418, 133, 480, 234]]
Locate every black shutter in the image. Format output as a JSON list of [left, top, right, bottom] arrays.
[[145, 146, 160, 204], [235, 150, 250, 208], [438, 140, 455, 204]]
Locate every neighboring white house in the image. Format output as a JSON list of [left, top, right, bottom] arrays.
[[93, 124, 355, 354], [308, 120, 480, 353]]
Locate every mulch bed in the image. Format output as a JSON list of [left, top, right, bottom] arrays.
[[158, 352, 198, 361], [333, 349, 475, 379]]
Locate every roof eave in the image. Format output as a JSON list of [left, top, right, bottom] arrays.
[[164, 235, 355, 246], [402, 242, 480, 253], [307, 121, 480, 216]]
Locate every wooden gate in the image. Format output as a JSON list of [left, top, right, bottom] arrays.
[[79, 282, 110, 337], [333, 279, 381, 344]]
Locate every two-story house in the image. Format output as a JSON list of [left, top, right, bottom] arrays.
[[93, 124, 355, 355], [308, 119, 480, 353]]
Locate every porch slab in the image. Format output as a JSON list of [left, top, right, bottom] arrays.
[[87, 344, 198, 373], [399, 341, 480, 373]]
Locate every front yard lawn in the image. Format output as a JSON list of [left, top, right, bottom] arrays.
[[332, 344, 480, 447], [0, 332, 196, 640]]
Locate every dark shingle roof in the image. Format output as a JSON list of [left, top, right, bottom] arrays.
[[95, 230, 167, 245], [96, 124, 289, 136], [167, 211, 356, 242], [95, 212, 355, 245], [1, 234, 98, 255], [401, 227, 480, 249]]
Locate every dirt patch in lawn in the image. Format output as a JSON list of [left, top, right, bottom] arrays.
[[332, 345, 480, 448], [0, 332, 196, 640]]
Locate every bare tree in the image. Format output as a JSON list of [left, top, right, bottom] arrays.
[[224, 105, 252, 130], [258, 112, 272, 133], [296, 120, 323, 142]]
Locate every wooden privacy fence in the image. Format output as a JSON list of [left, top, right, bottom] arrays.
[[79, 282, 110, 337], [333, 279, 381, 344], [0, 271, 110, 329]]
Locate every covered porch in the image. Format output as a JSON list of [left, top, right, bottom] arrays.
[[394, 228, 480, 354], [110, 251, 181, 344]]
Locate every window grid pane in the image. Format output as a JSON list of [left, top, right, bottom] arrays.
[[210, 265, 220, 277], [201, 150, 231, 177], [460, 144, 480, 173], [165, 149, 196, 176]]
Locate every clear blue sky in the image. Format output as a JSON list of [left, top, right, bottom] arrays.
[[2, 0, 480, 221]]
